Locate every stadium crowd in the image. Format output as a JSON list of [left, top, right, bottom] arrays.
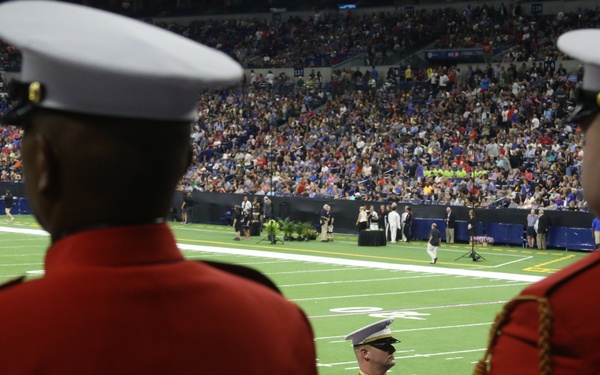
[[149, 3, 599, 69], [1, 4, 599, 212], [177, 62, 586, 211]]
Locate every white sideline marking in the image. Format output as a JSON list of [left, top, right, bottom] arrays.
[[268, 267, 365, 275], [179, 244, 544, 282], [0, 262, 42, 267], [0, 225, 545, 283], [492, 256, 533, 268], [0, 227, 49, 236]]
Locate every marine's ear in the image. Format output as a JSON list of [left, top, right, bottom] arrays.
[[34, 133, 61, 203]]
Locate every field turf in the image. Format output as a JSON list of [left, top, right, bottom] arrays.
[[0, 216, 589, 374]]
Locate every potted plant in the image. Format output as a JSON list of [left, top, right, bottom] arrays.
[[264, 220, 280, 244], [294, 221, 308, 241], [296, 221, 317, 241], [279, 217, 295, 241], [304, 222, 319, 241]]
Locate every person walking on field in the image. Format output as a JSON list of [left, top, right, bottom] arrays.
[[320, 204, 331, 242], [427, 223, 440, 264], [3, 190, 14, 222]]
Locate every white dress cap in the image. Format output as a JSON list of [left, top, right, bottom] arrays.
[[558, 29, 600, 92], [344, 318, 400, 346], [0, 1, 242, 121]]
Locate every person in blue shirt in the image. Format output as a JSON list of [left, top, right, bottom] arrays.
[[480, 75, 491, 93], [592, 217, 600, 250]]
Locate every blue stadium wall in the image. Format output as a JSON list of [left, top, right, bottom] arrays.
[[0, 182, 595, 251], [173, 191, 595, 251]]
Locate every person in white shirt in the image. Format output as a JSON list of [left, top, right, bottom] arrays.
[[388, 204, 401, 244], [438, 73, 449, 91], [241, 195, 252, 211], [531, 114, 540, 130], [266, 71, 275, 85]]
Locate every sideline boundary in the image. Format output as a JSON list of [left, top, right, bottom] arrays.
[[0, 226, 544, 283]]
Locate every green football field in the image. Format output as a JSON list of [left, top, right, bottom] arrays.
[[0, 216, 590, 374]]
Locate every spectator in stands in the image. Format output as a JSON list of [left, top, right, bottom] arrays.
[[0, 5, 595, 217], [0, 3, 317, 374]]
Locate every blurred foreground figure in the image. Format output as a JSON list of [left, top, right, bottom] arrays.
[[475, 29, 600, 375], [0, 2, 317, 374]]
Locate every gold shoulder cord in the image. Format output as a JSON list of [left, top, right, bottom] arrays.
[[474, 295, 553, 375]]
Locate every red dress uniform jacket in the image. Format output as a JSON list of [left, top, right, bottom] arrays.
[[0, 224, 317, 375], [478, 251, 600, 374]]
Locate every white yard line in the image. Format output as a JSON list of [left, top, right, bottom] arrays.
[[279, 274, 445, 288], [492, 255, 534, 268], [293, 283, 528, 302]]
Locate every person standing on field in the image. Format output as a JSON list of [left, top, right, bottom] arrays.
[[535, 208, 550, 250], [445, 206, 456, 243], [387, 204, 401, 244], [3, 190, 14, 222]]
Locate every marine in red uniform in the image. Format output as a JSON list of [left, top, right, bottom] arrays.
[[0, 2, 317, 374], [475, 29, 600, 375], [346, 319, 401, 375]]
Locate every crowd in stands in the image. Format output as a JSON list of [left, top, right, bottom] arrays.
[[154, 7, 447, 68], [1, 5, 599, 212], [177, 58, 587, 211], [1, 3, 598, 71], [433, 3, 600, 63], [154, 4, 598, 69]]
